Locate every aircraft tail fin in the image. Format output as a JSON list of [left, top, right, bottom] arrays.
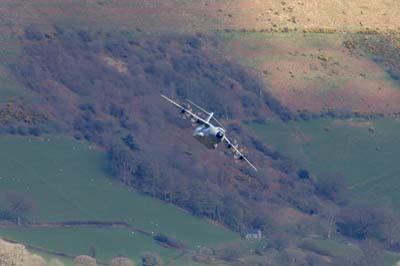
[[206, 112, 214, 122], [186, 98, 224, 127]]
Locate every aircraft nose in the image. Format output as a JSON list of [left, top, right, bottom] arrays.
[[216, 131, 224, 139]]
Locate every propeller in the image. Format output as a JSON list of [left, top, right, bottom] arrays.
[[181, 103, 193, 120], [233, 139, 239, 150], [231, 139, 246, 161]]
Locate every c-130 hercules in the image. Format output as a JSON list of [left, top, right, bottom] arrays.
[[161, 94, 258, 172]]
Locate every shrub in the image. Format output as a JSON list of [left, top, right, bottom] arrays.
[[336, 205, 385, 240], [141, 252, 163, 266], [153, 233, 186, 249], [297, 169, 310, 179], [25, 25, 43, 41], [315, 175, 345, 201]]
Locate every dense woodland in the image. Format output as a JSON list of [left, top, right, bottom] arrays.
[[8, 26, 297, 229], [1, 26, 400, 265]]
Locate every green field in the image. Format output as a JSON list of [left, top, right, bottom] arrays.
[[0, 227, 179, 263], [28, 250, 75, 266], [0, 135, 238, 262], [251, 117, 400, 210]]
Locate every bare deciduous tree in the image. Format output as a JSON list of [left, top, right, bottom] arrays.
[[4, 192, 35, 225], [381, 206, 400, 248], [359, 239, 384, 266]]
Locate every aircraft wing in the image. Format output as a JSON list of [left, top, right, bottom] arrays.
[[161, 94, 211, 126], [223, 136, 258, 172]]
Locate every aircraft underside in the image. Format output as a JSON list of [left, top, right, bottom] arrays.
[[193, 134, 218, 149]]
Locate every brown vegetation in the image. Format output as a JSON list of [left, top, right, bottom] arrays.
[[0, 1, 398, 265], [0, 22, 398, 266], [7, 27, 318, 233], [75, 255, 97, 266], [223, 31, 400, 115], [1, 0, 399, 33], [109, 257, 135, 266], [0, 238, 47, 266]]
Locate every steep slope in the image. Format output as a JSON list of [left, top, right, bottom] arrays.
[[0, 1, 400, 265], [5, 27, 311, 232]]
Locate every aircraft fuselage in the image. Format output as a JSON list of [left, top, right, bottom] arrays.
[[192, 125, 225, 149]]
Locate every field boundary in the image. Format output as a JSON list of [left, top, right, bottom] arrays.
[[0, 220, 152, 237], [1, 220, 188, 265]]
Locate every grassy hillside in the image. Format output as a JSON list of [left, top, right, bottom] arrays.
[[218, 31, 400, 114], [0, 1, 400, 265], [0, 227, 179, 263], [251, 117, 400, 210], [1, 0, 399, 33], [0, 135, 238, 262]]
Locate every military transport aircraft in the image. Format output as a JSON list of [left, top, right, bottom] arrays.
[[161, 94, 258, 171]]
